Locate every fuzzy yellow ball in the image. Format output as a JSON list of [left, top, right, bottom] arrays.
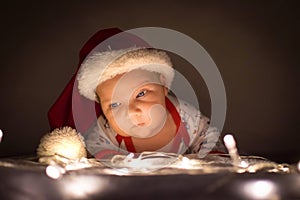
[[37, 127, 87, 163]]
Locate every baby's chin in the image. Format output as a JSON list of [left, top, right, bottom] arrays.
[[125, 125, 162, 139]]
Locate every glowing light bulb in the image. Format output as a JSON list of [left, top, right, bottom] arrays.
[[243, 180, 277, 199], [46, 164, 65, 179], [224, 134, 236, 149], [239, 160, 249, 168], [297, 161, 300, 172], [178, 156, 191, 169], [62, 177, 108, 199], [223, 134, 242, 167], [0, 129, 3, 143]]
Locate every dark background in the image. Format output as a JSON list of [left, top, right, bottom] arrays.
[[0, 0, 299, 163]]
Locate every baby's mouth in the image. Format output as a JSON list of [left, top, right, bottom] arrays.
[[130, 118, 149, 127], [135, 120, 152, 127], [136, 122, 146, 127]]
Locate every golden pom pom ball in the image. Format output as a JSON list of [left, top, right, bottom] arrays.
[[37, 126, 87, 163]]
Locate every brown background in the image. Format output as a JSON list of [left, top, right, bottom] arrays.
[[0, 0, 299, 163]]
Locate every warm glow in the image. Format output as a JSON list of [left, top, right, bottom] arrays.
[[173, 156, 193, 169], [46, 164, 65, 179], [223, 134, 243, 166], [55, 142, 81, 160], [110, 152, 178, 173], [247, 167, 257, 173], [239, 160, 249, 168], [102, 168, 130, 176], [181, 156, 190, 166], [298, 161, 300, 172], [243, 180, 277, 199], [64, 158, 92, 170], [0, 129, 3, 143], [61, 176, 108, 199], [223, 134, 236, 149]]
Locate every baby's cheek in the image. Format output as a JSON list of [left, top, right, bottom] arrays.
[[105, 111, 120, 125], [148, 104, 167, 124]]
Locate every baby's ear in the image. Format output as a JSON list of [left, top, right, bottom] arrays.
[[159, 74, 169, 96], [164, 87, 169, 96], [159, 74, 167, 86]]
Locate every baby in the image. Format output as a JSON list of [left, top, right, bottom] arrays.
[[48, 28, 225, 159], [77, 47, 225, 158]]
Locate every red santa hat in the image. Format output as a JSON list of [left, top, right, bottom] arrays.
[[48, 28, 174, 134], [77, 47, 174, 102]]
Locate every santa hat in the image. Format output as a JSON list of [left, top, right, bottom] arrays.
[[48, 28, 174, 134], [77, 47, 174, 101]]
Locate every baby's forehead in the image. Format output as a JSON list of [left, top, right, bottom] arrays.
[[97, 69, 163, 101], [118, 69, 161, 84], [111, 69, 163, 97]]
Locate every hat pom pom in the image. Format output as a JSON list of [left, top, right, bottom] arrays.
[[37, 126, 87, 164]]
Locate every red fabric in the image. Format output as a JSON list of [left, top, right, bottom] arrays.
[[115, 134, 136, 152], [48, 28, 150, 133], [165, 97, 181, 133], [167, 97, 190, 152]]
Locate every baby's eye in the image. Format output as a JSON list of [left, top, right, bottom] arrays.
[[136, 90, 147, 98], [110, 102, 121, 109]]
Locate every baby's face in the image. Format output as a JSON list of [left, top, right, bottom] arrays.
[[96, 69, 168, 138]]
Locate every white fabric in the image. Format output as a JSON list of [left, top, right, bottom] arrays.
[[77, 48, 174, 101]]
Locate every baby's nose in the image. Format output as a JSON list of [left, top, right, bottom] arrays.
[[128, 102, 143, 116], [128, 102, 146, 124]]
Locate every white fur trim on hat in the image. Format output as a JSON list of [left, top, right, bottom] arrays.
[[77, 47, 174, 101]]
